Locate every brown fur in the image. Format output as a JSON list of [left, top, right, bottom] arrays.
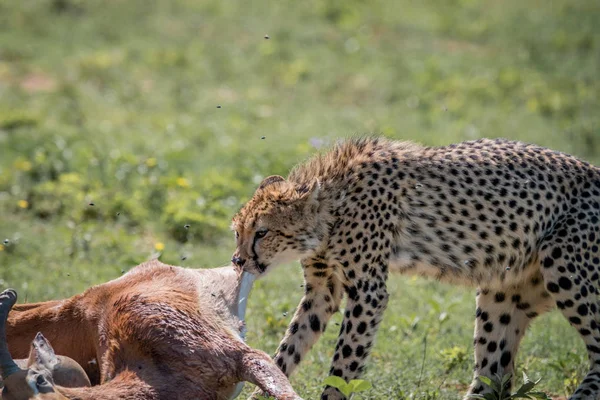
[[3, 261, 301, 400]]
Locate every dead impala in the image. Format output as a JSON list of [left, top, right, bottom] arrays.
[[1, 260, 302, 400]]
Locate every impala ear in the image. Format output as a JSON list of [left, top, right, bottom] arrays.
[[27, 333, 58, 370], [258, 175, 286, 190]]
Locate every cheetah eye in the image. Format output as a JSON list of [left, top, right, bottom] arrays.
[[255, 228, 268, 239]]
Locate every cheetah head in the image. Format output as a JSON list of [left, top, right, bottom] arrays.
[[231, 175, 325, 275]]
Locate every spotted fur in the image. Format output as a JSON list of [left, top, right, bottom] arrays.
[[232, 137, 600, 400]]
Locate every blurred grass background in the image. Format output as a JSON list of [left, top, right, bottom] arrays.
[[0, 0, 598, 398]]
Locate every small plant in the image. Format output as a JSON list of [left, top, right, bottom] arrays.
[[469, 372, 551, 400], [548, 351, 586, 395], [323, 376, 373, 399], [440, 345, 469, 374]]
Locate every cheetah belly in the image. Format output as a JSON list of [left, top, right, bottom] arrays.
[[389, 246, 541, 288], [389, 249, 474, 285]]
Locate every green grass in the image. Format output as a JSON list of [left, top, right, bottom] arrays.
[[0, 0, 599, 398]]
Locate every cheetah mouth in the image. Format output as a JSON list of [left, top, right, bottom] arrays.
[[247, 258, 268, 274]]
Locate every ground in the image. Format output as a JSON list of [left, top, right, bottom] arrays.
[[0, 0, 598, 398]]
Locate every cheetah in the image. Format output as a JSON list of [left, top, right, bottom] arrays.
[[232, 137, 600, 400]]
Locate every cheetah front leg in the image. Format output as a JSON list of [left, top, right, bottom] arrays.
[[250, 258, 344, 399], [321, 268, 390, 400]]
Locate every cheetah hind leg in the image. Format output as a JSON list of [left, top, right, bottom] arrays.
[[466, 277, 554, 398], [537, 224, 600, 400]]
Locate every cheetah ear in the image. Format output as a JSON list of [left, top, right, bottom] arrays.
[[258, 175, 286, 191], [310, 180, 321, 202], [295, 179, 320, 198], [295, 180, 320, 213]]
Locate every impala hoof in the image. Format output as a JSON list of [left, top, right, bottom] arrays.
[[0, 289, 17, 310]]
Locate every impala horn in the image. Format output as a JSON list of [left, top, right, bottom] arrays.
[[0, 289, 21, 379]]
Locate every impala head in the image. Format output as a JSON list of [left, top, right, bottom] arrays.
[[0, 289, 67, 400], [231, 175, 325, 275]]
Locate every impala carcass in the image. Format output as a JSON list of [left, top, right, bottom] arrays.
[[1, 260, 301, 400]]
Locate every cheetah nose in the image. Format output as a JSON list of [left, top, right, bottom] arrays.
[[232, 256, 246, 267]]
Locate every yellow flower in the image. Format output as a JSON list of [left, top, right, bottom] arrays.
[[145, 158, 157, 167], [154, 242, 165, 251], [0, 244, 4, 252], [59, 173, 81, 184], [17, 200, 29, 209], [176, 177, 190, 188], [526, 98, 539, 113], [14, 159, 32, 172]]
